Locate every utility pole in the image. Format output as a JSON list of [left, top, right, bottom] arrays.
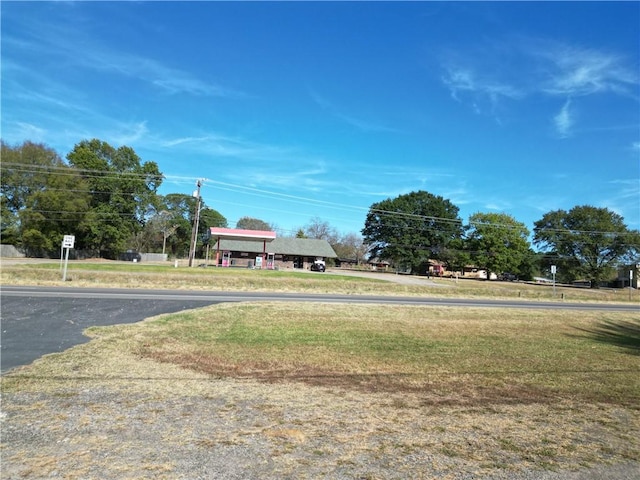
[[188, 179, 203, 267]]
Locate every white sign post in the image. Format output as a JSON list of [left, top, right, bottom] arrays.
[[551, 265, 557, 297], [61, 235, 75, 281]]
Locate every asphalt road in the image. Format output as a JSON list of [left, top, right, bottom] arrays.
[[2, 285, 638, 374], [1, 288, 217, 373]]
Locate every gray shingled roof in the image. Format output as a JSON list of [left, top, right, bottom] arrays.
[[211, 237, 337, 258]]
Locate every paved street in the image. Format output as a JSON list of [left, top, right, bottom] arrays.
[[1, 293, 218, 373]]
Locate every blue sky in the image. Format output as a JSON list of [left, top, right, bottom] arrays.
[[2, 1, 639, 237]]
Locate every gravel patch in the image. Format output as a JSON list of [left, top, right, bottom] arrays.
[[2, 372, 638, 479]]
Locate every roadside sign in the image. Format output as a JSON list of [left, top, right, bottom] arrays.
[[551, 265, 556, 274], [62, 235, 75, 249], [61, 234, 75, 281]]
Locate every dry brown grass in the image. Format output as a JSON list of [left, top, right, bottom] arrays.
[[2, 260, 638, 303], [2, 262, 639, 477], [3, 303, 638, 476], [92, 303, 638, 407]]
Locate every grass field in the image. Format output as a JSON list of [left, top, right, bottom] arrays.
[[2, 260, 638, 303], [82, 303, 639, 406], [2, 260, 639, 477]]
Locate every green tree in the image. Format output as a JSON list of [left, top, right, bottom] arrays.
[[1, 141, 58, 245], [22, 166, 91, 256], [1, 141, 90, 255], [0, 196, 18, 245], [533, 206, 640, 287], [153, 194, 198, 257], [465, 212, 531, 279], [1, 141, 57, 214], [236, 216, 272, 231], [199, 208, 228, 231], [362, 190, 463, 273], [147, 194, 227, 257], [21, 228, 52, 257], [440, 236, 472, 274], [151, 210, 181, 255], [198, 207, 228, 255], [66, 139, 162, 257]]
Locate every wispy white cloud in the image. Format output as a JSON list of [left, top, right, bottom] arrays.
[[94, 56, 239, 97], [601, 179, 640, 228], [163, 133, 296, 162], [607, 179, 640, 203], [4, 17, 237, 99], [441, 67, 523, 109], [12, 122, 47, 142], [110, 121, 149, 146], [440, 37, 639, 134], [439, 185, 472, 206], [553, 98, 574, 138], [536, 44, 638, 98], [310, 90, 398, 133], [484, 201, 512, 212], [161, 136, 212, 148]]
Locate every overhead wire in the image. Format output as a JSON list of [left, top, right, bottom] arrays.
[[2, 163, 639, 239]]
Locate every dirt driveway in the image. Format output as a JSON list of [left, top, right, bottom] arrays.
[[326, 268, 449, 287]]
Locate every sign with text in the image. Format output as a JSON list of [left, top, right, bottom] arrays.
[[62, 235, 75, 248]]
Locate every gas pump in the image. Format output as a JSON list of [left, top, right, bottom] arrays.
[[266, 252, 275, 270]]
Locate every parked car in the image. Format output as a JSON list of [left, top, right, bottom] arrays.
[[121, 250, 142, 262], [498, 272, 518, 282], [310, 259, 326, 272]]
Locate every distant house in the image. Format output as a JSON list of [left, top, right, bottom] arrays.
[[335, 257, 359, 268], [210, 233, 337, 270], [615, 264, 639, 289], [367, 258, 391, 271], [428, 260, 446, 277]]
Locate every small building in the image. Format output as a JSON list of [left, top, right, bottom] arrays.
[[210, 228, 337, 270], [367, 258, 391, 271], [428, 260, 447, 277], [335, 257, 359, 268], [615, 264, 639, 289]]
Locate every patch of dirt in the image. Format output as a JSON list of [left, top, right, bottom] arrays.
[[3, 340, 639, 480]]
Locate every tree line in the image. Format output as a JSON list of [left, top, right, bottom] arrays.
[[1, 140, 228, 259], [362, 190, 640, 287], [2, 139, 638, 287], [1, 140, 366, 261]]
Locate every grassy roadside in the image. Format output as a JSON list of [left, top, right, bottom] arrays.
[[69, 304, 640, 406], [3, 303, 639, 475], [2, 260, 639, 477], [2, 260, 638, 303]]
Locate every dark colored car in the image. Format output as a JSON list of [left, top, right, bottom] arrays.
[[121, 250, 142, 262], [498, 272, 518, 282]]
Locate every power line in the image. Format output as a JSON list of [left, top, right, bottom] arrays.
[[1, 162, 163, 181], [3, 163, 639, 238]]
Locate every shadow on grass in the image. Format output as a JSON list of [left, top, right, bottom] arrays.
[[575, 319, 640, 355]]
